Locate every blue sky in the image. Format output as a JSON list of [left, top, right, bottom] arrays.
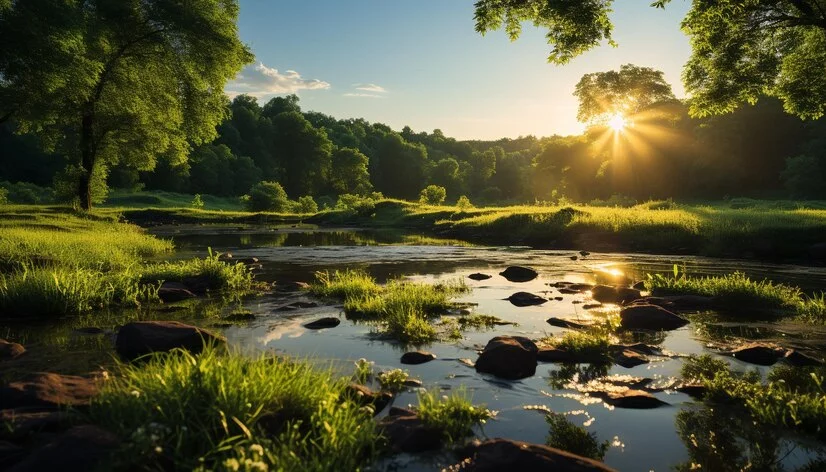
[[228, 1, 692, 140]]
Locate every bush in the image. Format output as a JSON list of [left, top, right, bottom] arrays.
[[0, 188, 7, 205], [245, 181, 290, 212], [190, 194, 204, 208], [0, 181, 54, 204], [456, 195, 473, 210], [419, 185, 446, 205], [295, 195, 318, 213], [480, 187, 502, 202], [335, 194, 376, 217], [316, 195, 335, 210]]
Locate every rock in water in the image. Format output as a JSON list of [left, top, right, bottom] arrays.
[[475, 336, 538, 380], [506, 292, 547, 307], [602, 390, 668, 409], [377, 414, 442, 453], [115, 321, 225, 360], [591, 285, 641, 304], [0, 339, 25, 360], [730, 343, 783, 366], [303, 317, 341, 330], [0, 373, 99, 409], [452, 438, 618, 471], [157, 282, 196, 303], [468, 273, 493, 281], [499, 266, 538, 283], [400, 351, 436, 365], [619, 304, 689, 331]]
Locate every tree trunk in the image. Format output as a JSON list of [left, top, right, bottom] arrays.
[[79, 109, 95, 211]]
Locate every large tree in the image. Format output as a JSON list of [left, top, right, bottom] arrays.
[[474, 0, 826, 119], [0, 0, 252, 209], [574, 64, 677, 125]]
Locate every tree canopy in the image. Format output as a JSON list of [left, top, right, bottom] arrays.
[[0, 0, 252, 208], [574, 64, 677, 124], [474, 0, 826, 119]]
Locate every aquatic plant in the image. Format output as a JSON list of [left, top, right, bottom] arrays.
[[377, 368, 410, 393], [545, 412, 609, 460], [416, 387, 493, 444]]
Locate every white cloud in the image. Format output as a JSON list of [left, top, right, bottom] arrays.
[[343, 93, 384, 98], [354, 83, 388, 93], [225, 62, 330, 97]]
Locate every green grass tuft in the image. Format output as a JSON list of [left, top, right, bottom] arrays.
[[416, 387, 493, 444], [545, 412, 609, 460], [89, 348, 380, 471]]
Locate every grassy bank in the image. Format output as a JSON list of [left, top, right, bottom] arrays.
[[106, 198, 826, 261], [0, 206, 257, 318], [645, 271, 826, 323]]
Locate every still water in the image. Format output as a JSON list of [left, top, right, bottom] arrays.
[[155, 224, 826, 471]]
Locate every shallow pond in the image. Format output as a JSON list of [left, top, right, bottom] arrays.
[[6, 224, 826, 471]]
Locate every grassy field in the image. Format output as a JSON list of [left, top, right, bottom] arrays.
[[96, 194, 826, 261], [0, 206, 257, 318]]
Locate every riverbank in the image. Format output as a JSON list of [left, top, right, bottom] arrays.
[[110, 199, 826, 263]]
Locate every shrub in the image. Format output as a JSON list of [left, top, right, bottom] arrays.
[[417, 387, 492, 444], [545, 413, 609, 460], [190, 194, 204, 208], [456, 195, 473, 210], [419, 185, 446, 205], [0, 187, 7, 205], [245, 181, 290, 212], [335, 194, 376, 217], [295, 195, 319, 213]]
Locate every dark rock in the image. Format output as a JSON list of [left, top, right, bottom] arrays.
[[676, 383, 707, 399], [506, 292, 547, 307], [388, 406, 417, 417], [378, 414, 442, 453], [224, 312, 256, 322], [613, 349, 649, 368], [400, 351, 436, 365], [591, 285, 642, 304], [546, 317, 593, 330], [632, 281, 646, 291], [274, 305, 299, 312], [453, 438, 617, 472], [582, 303, 602, 310], [730, 343, 783, 366], [579, 251, 591, 257], [549, 281, 573, 288], [783, 349, 824, 367], [179, 275, 215, 294], [554, 296, 564, 301], [570, 255, 578, 260], [619, 304, 689, 331], [115, 321, 226, 360], [558, 288, 580, 295], [290, 301, 319, 309], [274, 281, 310, 292], [303, 317, 340, 330], [499, 266, 538, 283], [611, 343, 661, 356], [475, 336, 538, 380], [569, 283, 594, 292], [342, 384, 393, 414], [571, 300, 583, 304], [0, 373, 98, 410], [601, 390, 668, 409], [403, 379, 423, 388], [234, 257, 259, 265], [468, 273, 492, 281], [0, 339, 25, 360], [72, 327, 105, 335], [7, 425, 118, 472], [157, 282, 196, 303], [0, 410, 72, 439]]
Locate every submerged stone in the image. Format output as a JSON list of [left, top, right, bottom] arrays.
[[115, 321, 225, 360], [591, 285, 641, 304], [157, 282, 196, 303], [468, 273, 493, 281], [0, 373, 99, 409], [453, 438, 617, 471], [729, 343, 783, 366], [303, 317, 340, 330], [378, 414, 442, 453], [619, 304, 689, 331], [506, 292, 547, 307], [601, 389, 668, 409], [499, 266, 538, 283], [475, 336, 538, 380], [400, 351, 436, 365]]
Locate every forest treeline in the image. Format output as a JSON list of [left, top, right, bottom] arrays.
[[2, 93, 825, 207]]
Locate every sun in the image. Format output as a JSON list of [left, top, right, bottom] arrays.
[[607, 112, 628, 132]]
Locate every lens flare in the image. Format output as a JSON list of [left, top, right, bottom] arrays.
[[608, 113, 627, 132]]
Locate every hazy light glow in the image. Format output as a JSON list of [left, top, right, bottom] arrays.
[[608, 113, 628, 132]]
